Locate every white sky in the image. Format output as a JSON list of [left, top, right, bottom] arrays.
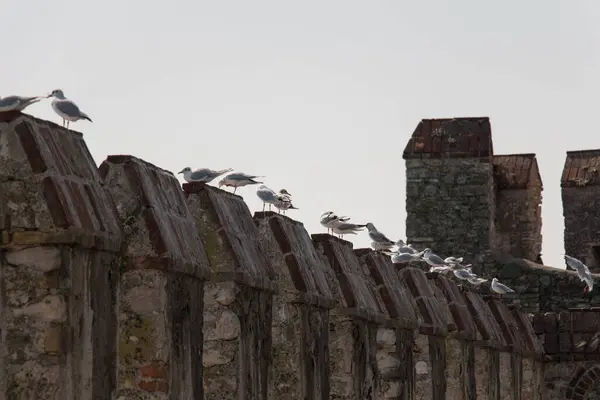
[[3, 0, 600, 269]]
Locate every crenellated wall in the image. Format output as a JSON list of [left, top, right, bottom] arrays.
[[0, 112, 555, 399]]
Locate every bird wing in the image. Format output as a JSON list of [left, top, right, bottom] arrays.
[[369, 230, 394, 244], [54, 99, 83, 117], [496, 281, 514, 292], [189, 168, 213, 181]]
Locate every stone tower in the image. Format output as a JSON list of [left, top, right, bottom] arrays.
[[561, 149, 600, 273], [492, 153, 543, 261], [402, 117, 495, 261]]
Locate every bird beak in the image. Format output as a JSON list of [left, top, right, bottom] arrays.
[[177, 170, 184, 174], [45, 92, 52, 98]]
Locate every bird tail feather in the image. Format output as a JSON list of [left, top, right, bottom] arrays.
[[81, 113, 92, 122]]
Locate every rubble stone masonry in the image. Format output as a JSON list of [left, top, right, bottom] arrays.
[[0, 111, 598, 399]]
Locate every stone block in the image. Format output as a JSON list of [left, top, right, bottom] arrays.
[[429, 274, 477, 340], [462, 291, 505, 349], [397, 267, 447, 336]]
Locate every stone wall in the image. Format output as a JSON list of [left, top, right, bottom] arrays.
[[475, 253, 600, 314], [562, 149, 600, 274], [0, 112, 553, 399], [534, 309, 600, 399], [403, 117, 495, 263], [493, 154, 543, 262]]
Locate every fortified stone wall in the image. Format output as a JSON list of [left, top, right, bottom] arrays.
[[534, 309, 600, 400], [562, 149, 600, 274], [0, 112, 547, 399], [493, 154, 543, 262], [403, 117, 600, 311]]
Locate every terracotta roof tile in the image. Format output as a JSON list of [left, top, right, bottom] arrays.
[[561, 149, 600, 188], [403, 117, 493, 159], [493, 153, 542, 189]]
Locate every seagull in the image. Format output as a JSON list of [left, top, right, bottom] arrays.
[[372, 241, 395, 251], [395, 240, 419, 255], [575, 331, 600, 351], [422, 248, 449, 268], [178, 167, 233, 183], [218, 172, 264, 194], [445, 256, 464, 265], [273, 193, 298, 215], [563, 254, 594, 293], [491, 278, 515, 294], [429, 265, 453, 274], [47, 89, 92, 128], [331, 222, 366, 238], [256, 185, 279, 212], [453, 269, 474, 281], [467, 276, 488, 285], [0, 95, 44, 112], [320, 211, 351, 235], [365, 223, 395, 250], [391, 249, 425, 264]]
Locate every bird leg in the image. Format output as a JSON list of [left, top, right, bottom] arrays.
[[262, 203, 265, 212], [268, 204, 272, 211], [67, 121, 70, 129], [233, 187, 237, 194]]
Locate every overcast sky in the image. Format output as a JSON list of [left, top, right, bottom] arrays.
[[3, 0, 599, 269]]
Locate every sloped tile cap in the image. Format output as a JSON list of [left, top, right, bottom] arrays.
[[561, 149, 600, 188], [355, 249, 421, 330], [510, 307, 544, 358], [312, 234, 388, 322], [462, 291, 505, 349], [183, 182, 275, 290], [429, 275, 477, 340], [493, 153, 542, 190], [398, 267, 448, 336], [254, 211, 333, 306], [486, 298, 524, 354], [99, 156, 210, 279], [403, 117, 493, 159], [0, 112, 121, 251]]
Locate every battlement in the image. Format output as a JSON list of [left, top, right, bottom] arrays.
[[1, 112, 598, 399], [0, 112, 548, 399]]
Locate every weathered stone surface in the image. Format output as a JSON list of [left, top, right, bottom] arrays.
[[312, 234, 386, 320], [355, 249, 421, 330], [477, 253, 600, 313], [397, 267, 447, 336], [0, 113, 123, 400], [254, 212, 333, 400], [100, 155, 210, 279], [101, 155, 208, 399], [562, 149, 600, 274], [428, 274, 477, 340], [404, 157, 495, 261], [493, 153, 542, 262], [184, 183, 274, 400], [255, 211, 332, 305], [183, 182, 275, 289], [0, 112, 122, 250]]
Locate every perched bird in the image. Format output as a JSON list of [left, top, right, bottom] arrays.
[[218, 172, 264, 194], [178, 167, 233, 183], [278, 189, 292, 199], [366, 223, 395, 250], [391, 250, 425, 264], [444, 256, 464, 265], [395, 240, 419, 255], [47, 89, 92, 128], [0, 95, 43, 112], [563, 254, 594, 293], [453, 269, 474, 281], [320, 211, 351, 234], [429, 265, 453, 274], [491, 278, 515, 294], [575, 332, 600, 351], [256, 185, 278, 212], [422, 248, 449, 268], [467, 276, 488, 285], [331, 222, 366, 238], [273, 192, 298, 215]]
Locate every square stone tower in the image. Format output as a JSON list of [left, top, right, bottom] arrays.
[[561, 149, 600, 273], [402, 117, 495, 262], [492, 154, 543, 262]]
